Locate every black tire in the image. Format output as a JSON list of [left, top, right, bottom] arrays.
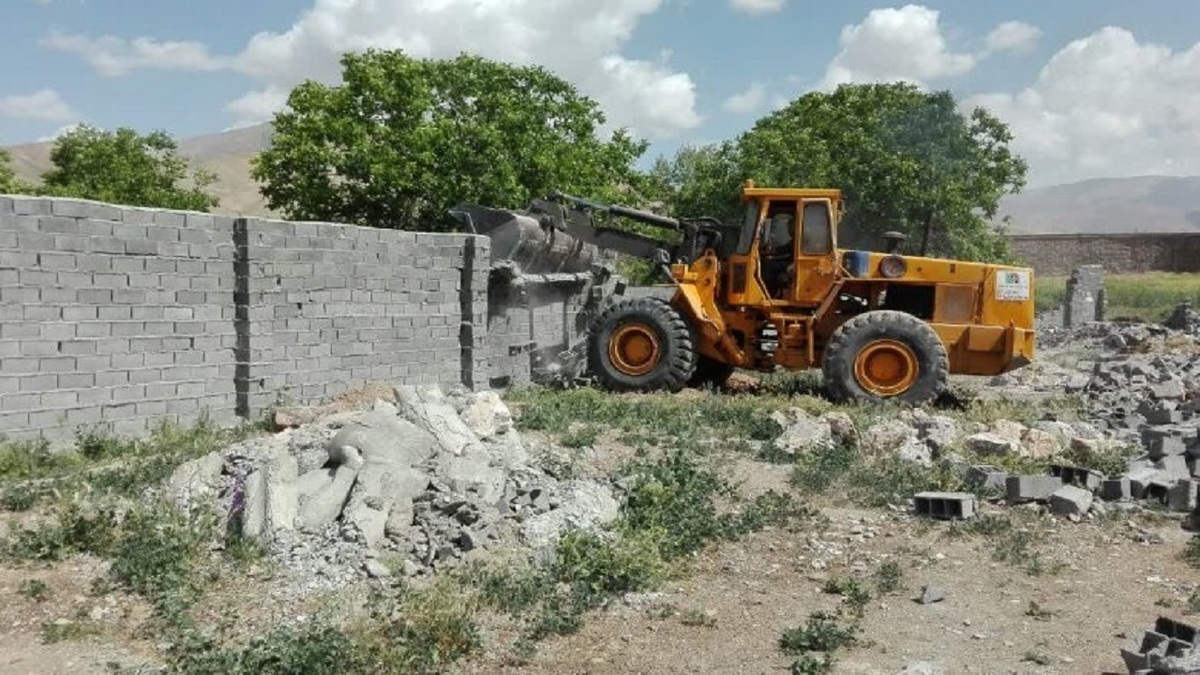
[[587, 297, 696, 392], [821, 310, 948, 405], [688, 355, 736, 390]]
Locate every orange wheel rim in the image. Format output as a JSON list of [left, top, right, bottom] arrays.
[[853, 339, 919, 396], [608, 323, 662, 377]]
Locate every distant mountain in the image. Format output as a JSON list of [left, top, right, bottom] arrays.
[[7, 124, 1200, 234], [5, 123, 277, 218], [995, 175, 1200, 235]]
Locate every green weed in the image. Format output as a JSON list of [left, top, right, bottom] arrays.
[[18, 578, 51, 602], [872, 561, 905, 596], [1185, 536, 1200, 568]]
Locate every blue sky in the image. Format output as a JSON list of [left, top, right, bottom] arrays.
[[3, 0, 1200, 187]]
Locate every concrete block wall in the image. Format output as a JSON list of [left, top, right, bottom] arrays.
[[1010, 233, 1200, 276], [239, 218, 490, 413], [0, 196, 493, 443], [0, 196, 242, 440]]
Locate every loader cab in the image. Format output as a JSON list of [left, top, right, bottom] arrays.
[[726, 181, 843, 307]]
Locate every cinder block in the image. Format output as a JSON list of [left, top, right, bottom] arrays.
[[913, 492, 977, 520], [1048, 464, 1103, 491], [1101, 477, 1132, 501], [1006, 475, 1064, 503], [1148, 435, 1188, 459]]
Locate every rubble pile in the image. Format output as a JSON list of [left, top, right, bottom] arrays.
[[167, 385, 619, 589]]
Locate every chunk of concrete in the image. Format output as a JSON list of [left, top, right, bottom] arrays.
[[1147, 434, 1188, 460], [241, 446, 299, 538], [770, 408, 834, 455], [298, 455, 362, 532], [167, 451, 224, 509], [459, 390, 514, 440], [520, 481, 620, 549], [1006, 475, 1063, 503], [862, 420, 917, 455], [965, 465, 1008, 491], [1049, 485, 1094, 516], [396, 384, 484, 456], [436, 454, 505, 504], [1020, 428, 1062, 459], [328, 410, 438, 468], [967, 433, 1022, 457]]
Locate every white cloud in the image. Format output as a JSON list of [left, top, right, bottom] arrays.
[[985, 21, 1041, 54], [723, 82, 767, 114], [42, 1, 703, 142], [967, 27, 1200, 186], [37, 122, 86, 142], [224, 86, 290, 130], [225, 0, 702, 140], [0, 89, 77, 122], [39, 30, 226, 76], [729, 0, 786, 15], [821, 4, 975, 89]]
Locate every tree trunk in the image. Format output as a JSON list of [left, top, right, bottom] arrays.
[[920, 210, 935, 256]]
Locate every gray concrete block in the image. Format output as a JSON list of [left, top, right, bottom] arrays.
[[1157, 454, 1192, 480], [1101, 477, 1132, 501], [1048, 464, 1103, 490], [1049, 484, 1094, 515], [913, 492, 976, 520], [1006, 475, 1064, 503]]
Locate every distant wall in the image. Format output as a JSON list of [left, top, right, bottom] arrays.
[[0, 195, 491, 442], [1011, 233, 1200, 276]]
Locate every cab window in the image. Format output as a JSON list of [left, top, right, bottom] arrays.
[[801, 201, 833, 255]]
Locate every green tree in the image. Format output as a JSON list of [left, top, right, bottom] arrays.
[[40, 125, 218, 211], [0, 149, 33, 194], [252, 49, 648, 231], [736, 83, 1027, 261]]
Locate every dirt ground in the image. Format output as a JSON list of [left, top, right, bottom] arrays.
[[2, 353, 1199, 674]]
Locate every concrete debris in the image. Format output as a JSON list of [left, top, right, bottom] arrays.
[[1049, 485, 1094, 516], [966, 432, 1022, 457], [770, 408, 834, 456], [1120, 616, 1200, 674], [1165, 301, 1200, 334], [167, 385, 619, 592]]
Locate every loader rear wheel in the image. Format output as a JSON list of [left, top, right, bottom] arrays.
[[588, 297, 696, 392], [822, 310, 948, 405]]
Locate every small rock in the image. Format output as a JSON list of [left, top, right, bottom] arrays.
[[364, 560, 392, 579], [916, 585, 946, 604]]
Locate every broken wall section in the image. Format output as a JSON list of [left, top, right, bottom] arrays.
[[485, 267, 599, 389]]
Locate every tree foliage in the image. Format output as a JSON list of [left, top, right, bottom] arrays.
[[40, 125, 218, 212], [0, 150, 33, 195], [252, 49, 649, 232], [652, 83, 1027, 262]]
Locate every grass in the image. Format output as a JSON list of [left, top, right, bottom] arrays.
[[1184, 535, 1200, 568], [0, 416, 262, 512], [1035, 272, 1200, 321]]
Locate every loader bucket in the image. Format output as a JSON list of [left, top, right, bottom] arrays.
[[450, 203, 598, 274]]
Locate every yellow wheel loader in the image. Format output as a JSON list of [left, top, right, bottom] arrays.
[[451, 181, 1035, 405]]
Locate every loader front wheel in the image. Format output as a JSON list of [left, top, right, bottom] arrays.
[[588, 298, 696, 392], [822, 310, 948, 405]]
